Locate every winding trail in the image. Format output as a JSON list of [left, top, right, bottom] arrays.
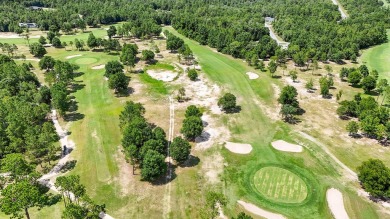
[[163, 96, 175, 218], [331, 0, 349, 19], [37, 110, 114, 219], [298, 131, 357, 180]]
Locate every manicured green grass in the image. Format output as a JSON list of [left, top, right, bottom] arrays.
[[361, 29, 390, 80], [138, 72, 169, 95], [74, 57, 98, 65], [165, 26, 380, 219], [147, 62, 175, 71], [253, 166, 308, 204]]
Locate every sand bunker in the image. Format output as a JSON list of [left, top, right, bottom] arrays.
[[246, 72, 259, 80], [225, 142, 252, 154], [92, 64, 105, 70], [238, 200, 287, 219], [66, 54, 82, 59], [327, 188, 349, 219], [147, 70, 177, 82], [271, 140, 303, 153]]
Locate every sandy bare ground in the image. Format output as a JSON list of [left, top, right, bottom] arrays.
[[195, 114, 229, 150], [271, 140, 303, 153], [238, 200, 287, 219], [246, 72, 259, 80], [147, 69, 177, 82], [0, 32, 41, 39], [14, 58, 40, 62], [202, 153, 225, 184], [225, 142, 252, 154], [326, 188, 350, 219], [331, 0, 348, 19], [92, 64, 105, 70], [66, 54, 82, 59]]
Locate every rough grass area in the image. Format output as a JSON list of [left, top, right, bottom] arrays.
[[253, 166, 308, 203], [361, 29, 390, 80]]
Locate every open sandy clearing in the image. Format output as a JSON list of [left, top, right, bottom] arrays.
[[92, 64, 105, 70], [271, 140, 303, 152], [326, 188, 350, 219], [225, 142, 252, 154], [246, 72, 259, 80], [147, 69, 177, 82], [66, 54, 82, 59], [238, 200, 287, 219]]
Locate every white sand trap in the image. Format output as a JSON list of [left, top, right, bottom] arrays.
[[92, 64, 105, 70], [271, 140, 303, 153], [66, 54, 82, 59], [147, 70, 177, 82], [246, 72, 259, 80], [238, 200, 287, 219], [225, 142, 252, 154], [327, 188, 349, 219]]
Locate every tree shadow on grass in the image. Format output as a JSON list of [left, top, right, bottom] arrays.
[[179, 155, 200, 168], [115, 87, 133, 97], [224, 106, 242, 114], [150, 163, 177, 186], [60, 160, 77, 173], [64, 112, 85, 122], [195, 131, 211, 143], [73, 72, 84, 78], [70, 83, 85, 93]]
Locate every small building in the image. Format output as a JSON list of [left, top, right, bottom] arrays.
[[279, 42, 290, 50], [28, 6, 43, 10], [265, 17, 275, 24], [18, 23, 38, 28]]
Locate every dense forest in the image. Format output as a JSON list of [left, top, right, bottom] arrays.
[[0, 0, 388, 62]]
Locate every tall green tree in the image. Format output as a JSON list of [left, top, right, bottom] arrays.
[[358, 159, 390, 198], [29, 43, 47, 57], [181, 116, 203, 141], [141, 150, 166, 181], [170, 137, 191, 164]]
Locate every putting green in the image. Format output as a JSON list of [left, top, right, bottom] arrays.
[[253, 166, 308, 204], [74, 57, 98, 65]]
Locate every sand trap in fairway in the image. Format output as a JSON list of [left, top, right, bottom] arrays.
[[327, 188, 349, 219], [238, 200, 287, 219], [92, 64, 105, 70], [147, 70, 177, 82], [271, 140, 303, 153], [246, 72, 259, 80], [66, 54, 82, 59], [225, 142, 252, 154]]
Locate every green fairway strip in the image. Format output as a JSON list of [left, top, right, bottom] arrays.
[[361, 29, 390, 80]]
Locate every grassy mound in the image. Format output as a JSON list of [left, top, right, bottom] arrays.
[[253, 166, 307, 203]]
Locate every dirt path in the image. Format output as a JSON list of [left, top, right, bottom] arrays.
[[331, 0, 349, 19], [37, 110, 114, 218], [298, 131, 357, 180], [163, 96, 175, 218]]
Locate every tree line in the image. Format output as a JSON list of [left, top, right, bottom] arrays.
[[120, 101, 193, 181]]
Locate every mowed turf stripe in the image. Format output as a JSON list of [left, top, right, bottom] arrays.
[[253, 167, 308, 203]]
